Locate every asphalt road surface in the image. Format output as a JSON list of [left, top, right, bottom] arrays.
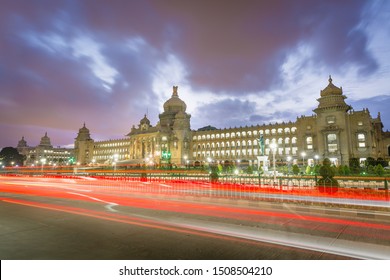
[[1, 176, 389, 260]]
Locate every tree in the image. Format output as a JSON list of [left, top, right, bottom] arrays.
[[209, 164, 219, 183], [246, 165, 254, 174], [377, 158, 388, 167], [292, 164, 300, 175], [0, 147, 25, 167], [374, 164, 385, 176], [318, 158, 339, 193], [365, 157, 376, 168], [337, 165, 345, 175], [343, 165, 351, 176], [349, 157, 360, 174]]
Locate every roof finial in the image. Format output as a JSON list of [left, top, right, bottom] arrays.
[[173, 85, 178, 97], [328, 75, 332, 84]]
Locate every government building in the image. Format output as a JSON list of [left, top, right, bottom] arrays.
[[17, 133, 73, 166], [19, 77, 390, 168], [74, 77, 390, 168]]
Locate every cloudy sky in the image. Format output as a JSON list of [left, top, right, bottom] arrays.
[[1, 0, 389, 149]]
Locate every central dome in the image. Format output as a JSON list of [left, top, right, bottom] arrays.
[[163, 86, 187, 113], [320, 75, 343, 97]]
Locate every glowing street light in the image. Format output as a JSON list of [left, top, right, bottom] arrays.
[[113, 154, 119, 172], [314, 154, 319, 165], [40, 158, 46, 174], [301, 152, 306, 167]]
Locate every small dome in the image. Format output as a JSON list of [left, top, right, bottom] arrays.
[[76, 123, 92, 141], [140, 114, 150, 125], [79, 122, 90, 133], [320, 75, 343, 97], [17, 136, 27, 147], [39, 132, 52, 147], [163, 86, 187, 113]]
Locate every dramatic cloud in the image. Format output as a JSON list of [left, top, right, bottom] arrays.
[[0, 0, 389, 148]]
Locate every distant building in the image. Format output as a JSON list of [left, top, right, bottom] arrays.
[[71, 77, 390, 167], [17, 133, 74, 166]]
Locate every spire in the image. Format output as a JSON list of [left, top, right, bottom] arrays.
[[328, 75, 332, 84], [173, 86, 178, 97]]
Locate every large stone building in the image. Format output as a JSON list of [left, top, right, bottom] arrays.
[[17, 132, 74, 166], [74, 77, 390, 168]]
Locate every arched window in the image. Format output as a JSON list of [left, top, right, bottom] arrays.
[[292, 137, 297, 144], [291, 127, 297, 133]]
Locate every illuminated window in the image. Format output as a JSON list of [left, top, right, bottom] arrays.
[[306, 136, 313, 150], [326, 116, 336, 124], [327, 134, 337, 152], [357, 133, 366, 148], [291, 127, 297, 133], [292, 137, 297, 144]]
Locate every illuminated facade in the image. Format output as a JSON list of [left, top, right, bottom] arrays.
[[74, 78, 390, 167], [17, 133, 74, 166]]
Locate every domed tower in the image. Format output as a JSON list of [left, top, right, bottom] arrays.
[[139, 114, 151, 131], [314, 75, 351, 114], [313, 76, 353, 165], [158, 86, 191, 165], [38, 132, 53, 148], [17, 136, 29, 165], [74, 123, 94, 164]]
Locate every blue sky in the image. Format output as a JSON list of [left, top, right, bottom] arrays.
[[1, 0, 389, 148]]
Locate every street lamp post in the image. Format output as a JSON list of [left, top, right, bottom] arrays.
[[40, 158, 46, 175], [270, 143, 278, 185], [314, 155, 319, 165], [287, 156, 292, 175], [113, 154, 119, 172], [301, 151, 306, 169]]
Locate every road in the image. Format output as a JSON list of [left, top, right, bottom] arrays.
[[1, 176, 389, 259]]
